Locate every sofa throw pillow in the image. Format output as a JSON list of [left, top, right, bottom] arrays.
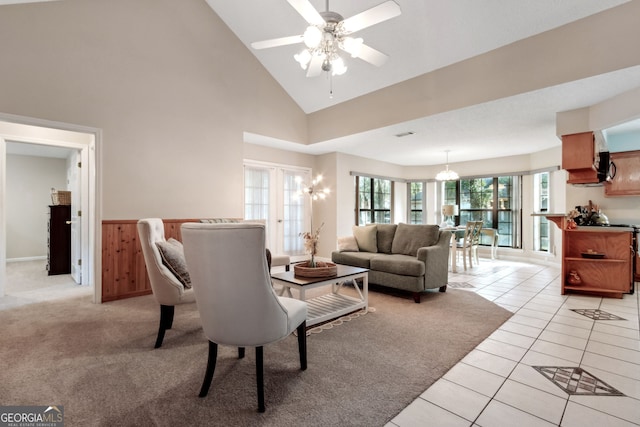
[[337, 235, 359, 252], [391, 223, 440, 256], [156, 238, 191, 288], [352, 225, 377, 253], [375, 224, 398, 254]]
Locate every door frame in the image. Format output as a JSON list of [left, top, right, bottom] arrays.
[[0, 113, 102, 303]]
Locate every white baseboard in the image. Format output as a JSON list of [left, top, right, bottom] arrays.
[[6, 256, 47, 263]]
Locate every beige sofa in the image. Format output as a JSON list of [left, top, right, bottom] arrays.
[[331, 223, 451, 303]]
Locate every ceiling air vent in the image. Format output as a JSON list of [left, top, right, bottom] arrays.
[[395, 131, 415, 138]]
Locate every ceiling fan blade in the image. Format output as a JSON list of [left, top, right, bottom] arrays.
[[353, 43, 388, 67], [251, 35, 304, 50], [341, 1, 401, 34], [306, 54, 323, 77], [287, 0, 325, 26]]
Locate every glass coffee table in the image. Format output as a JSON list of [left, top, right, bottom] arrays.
[[271, 264, 368, 327]]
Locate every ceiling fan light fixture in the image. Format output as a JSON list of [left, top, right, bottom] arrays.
[[252, 0, 401, 83]]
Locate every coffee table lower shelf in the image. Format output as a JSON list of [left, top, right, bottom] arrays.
[[306, 293, 366, 327], [270, 265, 369, 328]]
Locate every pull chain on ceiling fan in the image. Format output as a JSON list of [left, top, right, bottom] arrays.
[[251, 0, 401, 81]]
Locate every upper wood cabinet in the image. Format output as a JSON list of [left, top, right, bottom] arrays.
[[604, 150, 640, 196], [562, 131, 598, 184]]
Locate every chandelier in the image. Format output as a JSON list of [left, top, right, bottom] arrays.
[[293, 12, 363, 77], [435, 150, 460, 181]]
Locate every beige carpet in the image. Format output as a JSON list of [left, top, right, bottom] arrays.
[[0, 287, 512, 426]]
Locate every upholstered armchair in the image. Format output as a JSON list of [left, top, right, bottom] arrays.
[[181, 222, 307, 413], [137, 218, 195, 348]]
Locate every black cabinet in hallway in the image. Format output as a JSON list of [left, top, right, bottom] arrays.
[[48, 205, 71, 275]]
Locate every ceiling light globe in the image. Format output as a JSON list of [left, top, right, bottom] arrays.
[[303, 26, 322, 48], [332, 57, 347, 76], [294, 49, 311, 69]]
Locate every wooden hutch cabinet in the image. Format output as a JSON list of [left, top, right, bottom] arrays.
[[562, 227, 633, 298], [48, 205, 71, 275]]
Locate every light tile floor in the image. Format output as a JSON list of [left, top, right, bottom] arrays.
[[388, 259, 640, 427]]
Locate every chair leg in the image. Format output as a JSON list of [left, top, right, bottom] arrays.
[[199, 341, 218, 398], [412, 292, 421, 303], [297, 321, 307, 370], [462, 248, 468, 270], [238, 347, 245, 359], [256, 346, 265, 413], [154, 305, 174, 348]]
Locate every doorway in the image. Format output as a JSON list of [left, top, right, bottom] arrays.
[[0, 115, 100, 304]]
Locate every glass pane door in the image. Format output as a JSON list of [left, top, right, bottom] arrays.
[[282, 169, 309, 255], [244, 162, 310, 256]]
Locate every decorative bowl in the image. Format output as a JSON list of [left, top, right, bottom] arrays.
[[581, 251, 605, 259], [294, 261, 337, 278]]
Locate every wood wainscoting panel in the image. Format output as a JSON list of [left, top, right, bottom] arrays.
[[101, 219, 200, 302]]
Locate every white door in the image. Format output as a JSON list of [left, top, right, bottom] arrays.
[[244, 162, 310, 256], [67, 150, 81, 283]]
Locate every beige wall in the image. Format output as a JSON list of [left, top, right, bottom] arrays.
[[6, 154, 67, 259], [0, 0, 306, 220]]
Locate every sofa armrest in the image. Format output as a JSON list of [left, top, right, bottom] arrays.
[[416, 230, 451, 289]]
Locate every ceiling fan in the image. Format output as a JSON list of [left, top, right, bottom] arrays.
[[251, 0, 401, 77]]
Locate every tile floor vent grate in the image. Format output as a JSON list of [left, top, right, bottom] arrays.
[[447, 282, 475, 289], [533, 366, 624, 396], [570, 308, 626, 320]]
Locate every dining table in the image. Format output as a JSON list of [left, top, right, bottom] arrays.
[[442, 227, 466, 273]]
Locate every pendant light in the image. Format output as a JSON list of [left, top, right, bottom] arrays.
[[435, 150, 459, 181]]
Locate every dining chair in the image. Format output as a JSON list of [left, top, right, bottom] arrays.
[[181, 222, 308, 413], [470, 221, 483, 266], [137, 218, 195, 348], [456, 221, 483, 270]]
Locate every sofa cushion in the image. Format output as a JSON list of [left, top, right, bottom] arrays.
[[352, 225, 377, 252], [370, 254, 425, 277], [375, 224, 397, 254], [337, 235, 359, 252], [391, 223, 440, 256], [331, 251, 377, 269], [155, 238, 191, 288]]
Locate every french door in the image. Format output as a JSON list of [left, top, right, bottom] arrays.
[[244, 161, 311, 256]]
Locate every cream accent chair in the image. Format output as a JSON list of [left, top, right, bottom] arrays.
[[137, 218, 195, 348], [181, 222, 307, 413]]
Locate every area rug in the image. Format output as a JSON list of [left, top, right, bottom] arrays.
[[0, 288, 512, 426]]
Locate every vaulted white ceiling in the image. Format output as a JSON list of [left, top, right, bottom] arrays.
[[207, 0, 640, 166]]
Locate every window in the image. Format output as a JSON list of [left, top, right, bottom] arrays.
[[408, 181, 425, 224], [533, 172, 550, 252], [443, 176, 521, 248], [356, 176, 392, 225]]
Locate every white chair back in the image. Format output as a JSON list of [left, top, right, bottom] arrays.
[[181, 222, 291, 347]]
